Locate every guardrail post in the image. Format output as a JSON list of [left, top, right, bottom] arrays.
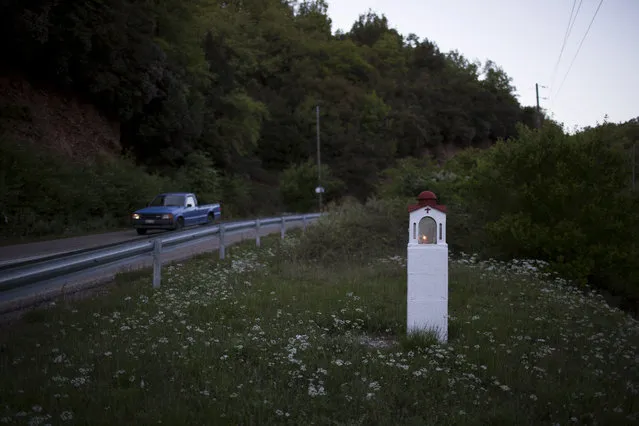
[[303, 215, 307, 232], [256, 218, 261, 247], [280, 217, 286, 239], [219, 224, 226, 260], [153, 239, 162, 289]]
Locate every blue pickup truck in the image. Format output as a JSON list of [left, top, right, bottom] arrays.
[[131, 192, 222, 235]]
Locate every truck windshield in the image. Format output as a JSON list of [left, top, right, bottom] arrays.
[[149, 195, 185, 207]]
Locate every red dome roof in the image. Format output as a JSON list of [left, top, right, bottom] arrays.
[[417, 191, 437, 201], [408, 190, 447, 213]]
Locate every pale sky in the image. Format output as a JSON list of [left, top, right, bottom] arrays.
[[325, 0, 639, 132]]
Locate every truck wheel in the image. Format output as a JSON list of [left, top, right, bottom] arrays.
[[207, 213, 215, 224], [175, 217, 184, 231], [136, 229, 147, 236]]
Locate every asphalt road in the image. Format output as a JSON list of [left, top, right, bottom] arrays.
[[0, 222, 299, 320], [0, 229, 154, 266], [0, 218, 267, 266]]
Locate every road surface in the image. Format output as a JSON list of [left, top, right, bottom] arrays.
[[0, 222, 303, 320], [0, 229, 157, 266], [0, 217, 269, 266]]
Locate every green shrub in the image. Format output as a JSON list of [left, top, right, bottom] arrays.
[[376, 155, 475, 253], [377, 156, 450, 200], [292, 196, 408, 264], [0, 136, 287, 238], [173, 151, 222, 205], [451, 124, 639, 300], [0, 138, 173, 237], [372, 124, 639, 305], [280, 160, 344, 213], [218, 175, 255, 219]]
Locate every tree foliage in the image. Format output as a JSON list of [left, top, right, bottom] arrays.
[[378, 121, 639, 308], [2, 0, 638, 311], [1, 0, 534, 207], [279, 160, 343, 212]]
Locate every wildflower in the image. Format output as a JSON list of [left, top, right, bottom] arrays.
[[308, 383, 326, 397], [71, 377, 88, 387], [60, 411, 73, 421]]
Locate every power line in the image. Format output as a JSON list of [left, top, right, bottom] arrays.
[[553, 0, 605, 102], [566, 0, 584, 44], [550, 0, 579, 89]]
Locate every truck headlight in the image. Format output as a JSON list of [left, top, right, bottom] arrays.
[[132, 214, 140, 220], [162, 214, 173, 220]]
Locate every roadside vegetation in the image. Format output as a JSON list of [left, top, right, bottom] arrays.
[[1, 209, 637, 425], [1, 0, 637, 311], [377, 123, 639, 317], [1, 0, 537, 242], [0, 138, 279, 242], [0, 5, 638, 422]]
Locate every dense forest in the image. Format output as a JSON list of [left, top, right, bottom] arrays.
[[1, 0, 536, 203], [1, 0, 638, 312]]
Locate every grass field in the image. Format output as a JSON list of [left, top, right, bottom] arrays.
[[0, 233, 637, 425]]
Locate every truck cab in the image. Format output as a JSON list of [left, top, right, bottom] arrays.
[[131, 192, 222, 235]]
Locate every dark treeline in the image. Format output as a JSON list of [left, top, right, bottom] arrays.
[[0, 0, 536, 202]]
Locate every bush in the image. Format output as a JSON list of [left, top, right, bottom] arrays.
[[372, 124, 639, 307], [0, 137, 285, 238], [291, 196, 408, 264], [173, 151, 222, 205], [0, 137, 173, 238], [450, 124, 639, 301], [376, 155, 474, 253], [280, 160, 344, 213], [377, 156, 451, 200]]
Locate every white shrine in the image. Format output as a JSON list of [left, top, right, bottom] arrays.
[[407, 191, 448, 342]]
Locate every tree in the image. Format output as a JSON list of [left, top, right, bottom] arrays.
[[280, 160, 343, 212]]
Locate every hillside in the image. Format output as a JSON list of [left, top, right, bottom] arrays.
[[0, 72, 121, 161], [0, 1, 536, 196]]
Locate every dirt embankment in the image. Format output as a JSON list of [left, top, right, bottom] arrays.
[[0, 72, 121, 161]]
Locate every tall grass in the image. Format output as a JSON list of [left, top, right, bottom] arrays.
[[0, 228, 637, 425]]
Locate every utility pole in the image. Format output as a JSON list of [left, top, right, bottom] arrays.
[[633, 142, 636, 191], [535, 84, 548, 129], [316, 105, 322, 212], [536, 83, 541, 129]]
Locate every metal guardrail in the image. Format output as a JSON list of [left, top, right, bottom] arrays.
[[0, 213, 321, 293], [0, 214, 302, 271]]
